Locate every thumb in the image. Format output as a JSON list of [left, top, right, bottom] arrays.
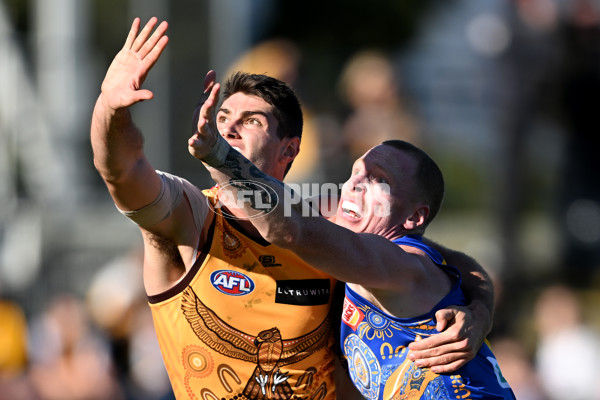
[[435, 309, 455, 332], [204, 70, 216, 92], [134, 89, 154, 102], [188, 135, 204, 159]]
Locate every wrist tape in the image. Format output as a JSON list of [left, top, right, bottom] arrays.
[[201, 134, 231, 168]]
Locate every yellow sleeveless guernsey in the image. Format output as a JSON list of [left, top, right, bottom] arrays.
[[148, 187, 337, 400]]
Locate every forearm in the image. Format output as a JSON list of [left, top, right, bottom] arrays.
[[206, 146, 304, 246], [204, 145, 407, 287], [91, 93, 163, 213], [454, 253, 494, 332], [91, 94, 145, 183], [459, 262, 494, 336]]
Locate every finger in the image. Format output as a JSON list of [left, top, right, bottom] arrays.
[[434, 309, 456, 332], [123, 18, 141, 50], [430, 358, 470, 374], [204, 70, 217, 93], [194, 73, 217, 119], [188, 139, 201, 159], [130, 89, 154, 103], [199, 83, 220, 125], [436, 318, 447, 332], [139, 20, 169, 60], [197, 98, 213, 132], [412, 350, 467, 367], [131, 17, 158, 52], [208, 82, 221, 108], [410, 344, 472, 367], [410, 341, 455, 358], [197, 118, 210, 134], [142, 35, 169, 71], [117, 89, 154, 108], [188, 135, 200, 147], [410, 338, 470, 357], [193, 78, 220, 133], [409, 332, 457, 351], [188, 132, 209, 160]]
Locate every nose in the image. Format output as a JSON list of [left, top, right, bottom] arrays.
[[346, 175, 366, 193], [220, 120, 241, 139]]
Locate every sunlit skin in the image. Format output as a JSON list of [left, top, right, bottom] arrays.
[[91, 18, 494, 397], [333, 145, 430, 242], [190, 91, 298, 183], [188, 68, 491, 376]]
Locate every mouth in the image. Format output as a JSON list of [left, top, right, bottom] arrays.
[[223, 138, 242, 154], [227, 143, 243, 156], [341, 200, 362, 219]]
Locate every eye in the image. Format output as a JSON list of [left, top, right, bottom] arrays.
[[367, 174, 385, 184], [217, 115, 228, 124], [244, 118, 262, 126]]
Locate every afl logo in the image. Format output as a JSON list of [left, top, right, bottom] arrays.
[[209, 180, 278, 220], [210, 270, 255, 296]]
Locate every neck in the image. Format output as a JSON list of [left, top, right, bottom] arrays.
[[387, 227, 425, 242]]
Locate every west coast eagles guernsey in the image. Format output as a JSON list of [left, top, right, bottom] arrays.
[[146, 178, 337, 400], [340, 235, 516, 400]]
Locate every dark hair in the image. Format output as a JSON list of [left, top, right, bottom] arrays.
[[223, 72, 303, 175], [381, 140, 445, 227]]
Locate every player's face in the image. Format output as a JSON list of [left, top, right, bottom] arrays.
[[336, 145, 427, 238], [216, 93, 293, 179]]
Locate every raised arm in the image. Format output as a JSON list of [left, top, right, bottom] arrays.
[[91, 18, 209, 295], [91, 17, 168, 211]]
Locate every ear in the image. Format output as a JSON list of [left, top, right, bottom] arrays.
[[402, 204, 430, 230], [280, 137, 301, 164]]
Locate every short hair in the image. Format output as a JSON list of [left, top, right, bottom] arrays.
[[381, 140, 445, 227], [223, 72, 303, 175]]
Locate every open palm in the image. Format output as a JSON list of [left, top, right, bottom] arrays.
[[101, 17, 169, 110]]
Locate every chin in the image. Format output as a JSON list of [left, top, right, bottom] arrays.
[[336, 212, 361, 229]]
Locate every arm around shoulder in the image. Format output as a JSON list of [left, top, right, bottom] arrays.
[[407, 238, 494, 373], [424, 238, 494, 329]]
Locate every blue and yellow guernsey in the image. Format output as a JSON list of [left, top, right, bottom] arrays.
[[340, 235, 516, 400]]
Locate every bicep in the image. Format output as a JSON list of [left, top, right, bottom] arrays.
[[106, 157, 163, 212], [118, 170, 211, 249], [424, 238, 494, 307], [445, 250, 493, 298]]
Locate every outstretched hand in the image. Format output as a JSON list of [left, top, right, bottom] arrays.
[[408, 305, 485, 373], [100, 17, 169, 110], [188, 70, 221, 159]]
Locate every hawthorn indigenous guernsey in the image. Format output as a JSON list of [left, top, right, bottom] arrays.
[[145, 178, 337, 399], [340, 236, 516, 400]]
